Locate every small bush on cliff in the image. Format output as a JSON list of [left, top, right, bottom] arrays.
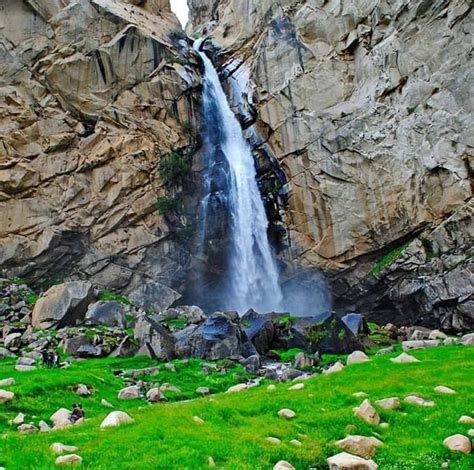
[[155, 196, 183, 215], [99, 289, 132, 306], [371, 241, 410, 278], [159, 151, 191, 186]]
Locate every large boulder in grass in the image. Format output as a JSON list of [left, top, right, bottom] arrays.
[[271, 312, 363, 354], [32, 281, 94, 329], [242, 309, 275, 354], [134, 315, 176, 360], [175, 312, 256, 360], [128, 281, 180, 313], [85, 301, 127, 328]]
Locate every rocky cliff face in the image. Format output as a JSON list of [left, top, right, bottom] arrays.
[[0, 0, 202, 297], [188, 0, 473, 330]]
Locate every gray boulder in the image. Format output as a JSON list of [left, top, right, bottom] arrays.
[[175, 312, 256, 360], [4, 332, 22, 349], [85, 301, 127, 328], [32, 281, 94, 329], [341, 313, 369, 336], [63, 335, 91, 355], [134, 315, 176, 360], [242, 309, 275, 354], [129, 281, 180, 313]]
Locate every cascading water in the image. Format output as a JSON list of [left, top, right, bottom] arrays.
[[193, 39, 283, 314]]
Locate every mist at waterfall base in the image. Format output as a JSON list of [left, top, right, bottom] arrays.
[[191, 40, 331, 317]]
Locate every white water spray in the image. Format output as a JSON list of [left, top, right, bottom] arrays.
[[194, 39, 283, 313]]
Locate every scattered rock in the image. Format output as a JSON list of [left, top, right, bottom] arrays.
[[55, 454, 83, 466], [443, 434, 471, 454], [39, 420, 51, 432], [281, 368, 304, 381], [376, 346, 394, 355], [273, 461, 295, 470], [15, 364, 36, 372], [324, 362, 345, 374], [458, 416, 474, 424], [327, 451, 378, 469], [0, 389, 14, 403], [160, 383, 181, 393], [375, 397, 400, 410], [335, 435, 384, 458], [118, 385, 141, 400], [241, 309, 275, 355], [85, 301, 127, 328], [347, 351, 369, 365], [101, 399, 113, 408], [0, 347, 16, 358], [196, 387, 210, 395], [226, 383, 248, 393], [129, 281, 181, 313], [429, 330, 447, 340], [4, 332, 22, 349], [434, 386, 456, 395], [146, 388, 166, 403], [50, 408, 72, 429], [208, 456, 216, 467], [100, 411, 134, 428], [278, 408, 296, 419], [13, 412, 25, 425], [290, 439, 302, 446], [353, 392, 368, 399], [0, 377, 15, 386], [267, 384, 276, 391], [402, 340, 440, 352], [265, 437, 281, 445], [18, 423, 38, 433], [390, 353, 420, 363], [75, 384, 91, 396], [443, 337, 458, 345], [460, 333, 474, 346], [468, 429, 474, 437], [404, 395, 435, 407], [51, 443, 79, 455], [193, 416, 205, 424], [294, 352, 314, 369], [164, 363, 176, 372], [353, 400, 380, 425], [288, 383, 304, 391]]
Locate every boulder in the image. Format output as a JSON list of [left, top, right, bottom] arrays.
[[347, 351, 369, 365], [18, 423, 38, 433], [129, 281, 181, 313], [85, 301, 127, 328], [327, 452, 378, 469], [4, 332, 22, 349], [0, 389, 14, 403], [294, 352, 315, 369], [341, 313, 369, 336], [404, 395, 435, 407], [63, 335, 91, 355], [55, 454, 83, 466], [0, 378, 15, 386], [242, 354, 260, 373], [39, 420, 51, 432], [271, 312, 362, 355], [77, 344, 103, 358], [281, 368, 304, 381], [175, 312, 256, 360], [273, 462, 295, 470], [458, 416, 474, 424], [429, 330, 447, 340], [134, 315, 176, 360], [160, 383, 180, 393], [109, 336, 139, 358], [443, 434, 471, 454], [434, 386, 456, 395], [0, 347, 16, 358], [146, 387, 166, 402], [13, 412, 25, 425], [460, 333, 474, 345], [75, 384, 92, 396], [402, 340, 440, 352], [118, 386, 141, 400], [353, 400, 380, 425], [51, 443, 79, 455], [241, 309, 275, 354], [278, 408, 296, 419], [375, 397, 400, 410], [226, 383, 248, 393], [50, 408, 72, 429], [335, 435, 384, 458], [324, 362, 345, 374], [390, 353, 420, 363], [100, 411, 134, 428], [32, 281, 94, 329]]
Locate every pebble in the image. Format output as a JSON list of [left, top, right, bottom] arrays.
[[278, 408, 296, 419], [434, 386, 456, 395], [288, 383, 304, 391]]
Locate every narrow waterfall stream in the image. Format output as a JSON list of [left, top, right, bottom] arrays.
[[193, 39, 283, 314]]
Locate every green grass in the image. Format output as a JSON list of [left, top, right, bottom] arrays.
[[98, 290, 132, 306], [371, 242, 410, 278], [0, 347, 473, 469], [272, 348, 305, 362]]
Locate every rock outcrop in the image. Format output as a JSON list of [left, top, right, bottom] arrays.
[[0, 0, 200, 297], [188, 0, 473, 330]]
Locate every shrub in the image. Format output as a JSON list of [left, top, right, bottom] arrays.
[[155, 196, 183, 215], [99, 289, 132, 306], [159, 151, 191, 186], [370, 242, 410, 278]]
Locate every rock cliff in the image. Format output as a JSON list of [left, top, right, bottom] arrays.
[[0, 0, 200, 296], [188, 0, 473, 330]]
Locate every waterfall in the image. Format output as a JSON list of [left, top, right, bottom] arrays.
[[193, 39, 283, 314]]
